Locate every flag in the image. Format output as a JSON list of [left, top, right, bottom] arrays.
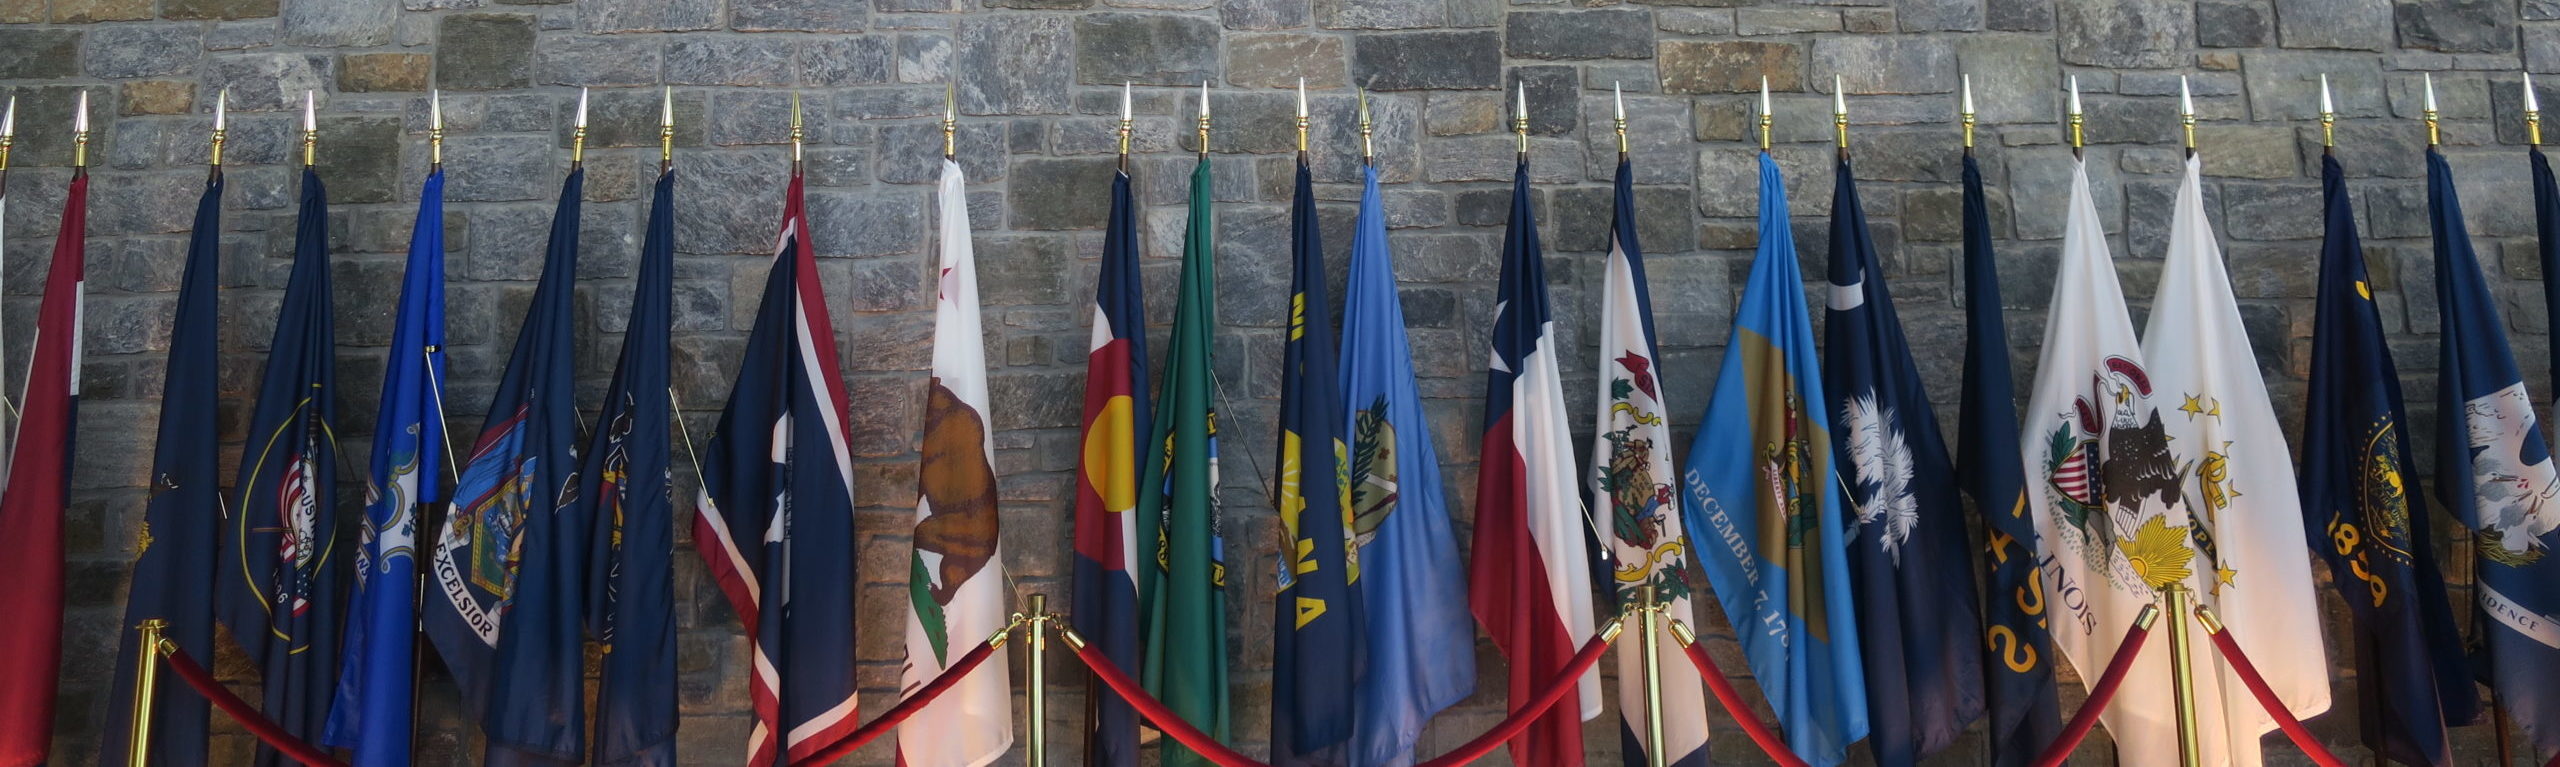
[[2143, 153, 2333, 764], [1071, 165, 1150, 767], [425, 168, 588, 766], [0, 171, 84, 767], [1590, 157, 1710, 767], [1470, 156, 1600, 767], [1341, 162, 1476, 767], [98, 173, 218, 767], [1681, 152, 1866, 767], [2428, 148, 2560, 761], [321, 168, 445, 767], [2305, 151, 2476, 767], [1138, 155, 1231, 767], [1823, 158, 1984, 767], [1956, 152, 2062, 767], [585, 167, 678, 766], [1271, 156, 1364, 767], [215, 168, 343, 767], [900, 157, 1015, 767], [2017, 158, 2194, 767], [692, 174, 862, 767]]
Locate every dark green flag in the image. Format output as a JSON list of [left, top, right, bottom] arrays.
[[1139, 155, 1231, 767]]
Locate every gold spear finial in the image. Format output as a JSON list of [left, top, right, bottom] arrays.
[[2067, 75, 2084, 156], [789, 91, 804, 169], [570, 87, 589, 169], [1758, 76, 1772, 152], [1197, 80, 1211, 159], [2527, 71, 2542, 147], [429, 88, 444, 171], [1960, 74, 1975, 151], [0, 95, 15, 183], [2423, 73, 2440, 147], [1295, 78, 1309, 155], [943, 80, 957, 161], [1357, 86, 1373, 166], [1833, 74, 1849, 158], [299, 90, 315, 168], [1613, 81, 1628, 158], [2319, 74, 2335, 152], [1513, 80, 1529, 156], [659, 86, 673, 172], [210, 88, 228, 171], [74, 89, 93, 171], [1117, 82, 1133, 170], [2179, 75, 2196, 156]]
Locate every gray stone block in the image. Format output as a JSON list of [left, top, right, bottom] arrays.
[[1075, 13, 1220, 87], [803, 36, 895, 86], [1222, 0, 1309, 30], [1353, 31, 1501, 91], [0, 30, 80, 80], [1956, 35, 2060, 124], [84, 26, 204, 79], [2194, 0, 2269, 48], [2240, 52, 2388, 120], [1009, 157, 1122, 229], [577, 0, 721, 33], [206, 52, 329, 111], [536, 35, 662, 87], [1894, 0, 1979, 31], [2056, 0, 2191, 68], [957, 16, 1072, 114], [732, 0, 865, 31], [1814, 36, 1955, 95], [435, 14, 535, 90], [1224, 34, 1346, 89], [1318, 0, 1439, 29], [2398, 0, 2516, 53], [281, 0, 396, 46], [1658, 40, 1802, 94], [1506, 10, 1653, 60], [667, 38, 796, 87], [2275, 0, 2390, 50]]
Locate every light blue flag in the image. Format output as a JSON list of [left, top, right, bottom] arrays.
[[1340, 163, 1476, 767], [325, 169, 447, 766], [1680, 153, 1868, 767]]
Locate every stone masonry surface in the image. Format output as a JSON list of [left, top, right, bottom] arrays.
[[0, 0, 2554, 764]]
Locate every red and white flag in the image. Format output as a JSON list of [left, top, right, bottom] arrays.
[[0, 171, 85, 767]]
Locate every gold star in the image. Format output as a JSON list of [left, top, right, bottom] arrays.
[[2179, 394, 2205, 420], [2207, 399, 2223, 419], [2217, 566, 2238, 587]]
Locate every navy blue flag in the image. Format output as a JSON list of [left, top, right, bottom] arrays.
[[2306, 152, 2476, 767], [1071, 166, 1149, 767], [1955, 153, 2060, 767], [1823, 159, 1984, 767], [690, 176, 863, 767], [424, 169, 588, 766], [1272, 157, 1365, 767], [2539, 147, 2560, 473], [326, 167, 447, 767], [215, 168, 343, 767], [2429, 149, 2560, 761], [583, 168, 679, 766], [100, 174, 223, 767]]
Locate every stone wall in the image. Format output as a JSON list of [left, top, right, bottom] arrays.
[[0, 0, 2552, 763]]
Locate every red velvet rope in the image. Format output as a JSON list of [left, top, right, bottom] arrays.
[[2027, 614, 2156, 767], [2194, 618, 2349, 767], [1668, 632, 1811, 767], [1065, 627, 1616, 767], [159, 647, 350, 767], [788, 636, 1005, 766]]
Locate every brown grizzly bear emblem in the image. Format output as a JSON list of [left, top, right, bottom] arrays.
[[915, 378, 1002, 605]]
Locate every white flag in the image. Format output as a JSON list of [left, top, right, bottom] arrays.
[[2019, 159, 2209, 766], [2139, 155, 2332, 765], [899, 157, 1014, 767]]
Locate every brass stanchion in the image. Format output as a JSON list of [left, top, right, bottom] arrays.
[[127, 619, 168, 767], [1639, 586, 1667, 767], [1027, 593, 1050, 766], [2161, 584, 2203, 767]]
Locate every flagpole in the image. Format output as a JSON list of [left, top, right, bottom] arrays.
[[659, 86, 673, 174], [2161, 583, 2203, 767], [1613, 82, 1628, 161], [123, 619, 167, 767], [2179, 76, 2197, 159], [1026, 593, 1050, 766], [1197, 80, 1211, 160], [1294, 78, 1308, 160], [944, 81, 958, 162], [2319, 75, 2335, 155], [1118, 82, 1132, 172], [2423, 73, 2440, 148], [299, 90, 315, 169], [431, 89, 444, 173], [0, 96, 14, 459], [1514, 80, 1529, 158], [2067, 76, 2084, 160], [1833, 75, 1849, 161], [209, 89, 226, 181], [571, 87, 589, 171], [1758, 77, 1772, 153], [791, 91, 804, 174], [2527, 71, 2542, 148], [1960, 74, 1975, 156], [1358, 87, 1374, 167], [1639, 585, 1667, 767]]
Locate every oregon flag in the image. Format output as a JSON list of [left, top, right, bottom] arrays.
[[1139, 154, 1231, 767]]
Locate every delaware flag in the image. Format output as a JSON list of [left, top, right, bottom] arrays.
[[1589, 156, 1709, 767], [1071, 164, 1149, 767], [2143, 153, 2332, 765], [425, 168, 588, 766], [1341, 162, 1476, 767], [1957, 150, 2060, 767], [2428, 149, 2560, 761], [1138, 154, 1231, 767], [326, 167, 447, 767], [2305, 151, 2475, 767], [1470, 156, 1600, 767], [900, 157, 1014, 767], [1271, 155, 1363, 767], [2, 169, 85, 767], [99, 173, 219, 767], [584, 166, 678, 766], [216, 168, 343, 767], [1824, 158, 1983, 767], [2017, 159, 2190, 767], [1680, 153, 1866, 767], [693, 174, 862, 767]]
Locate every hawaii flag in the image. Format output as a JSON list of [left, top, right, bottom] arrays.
[[2020, 158, 2200, 767], [1589, 157, 1710, 767], [0, 166, 83, 767], [1071, 163, 1148, 767], [694, 175, 863, 767], [900, 157, 1014, 767], [1470, 156, 1600, 767], [2143, 154, 2332, 765]]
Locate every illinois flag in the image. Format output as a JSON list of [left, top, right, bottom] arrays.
[[1470, 156, 1600, 767], [0, 166, 83, 767], [1680, 152, 1866, 767], [2429, 148, 2560, 761], [1824, 158, 1983, 767], [1071, 162, 1148, 767], [1342, 162, 1476, 767], [2019, 158, 2197, 767], [216, 168, 343, 767], [2142, 154, 2331, 765], [1271, 154, 1363, 767], [900, 157, 1014, 767], [693, 174, 863, 767], [2305, 151, 2474, 767], [1589, 156, 1709, 767]]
